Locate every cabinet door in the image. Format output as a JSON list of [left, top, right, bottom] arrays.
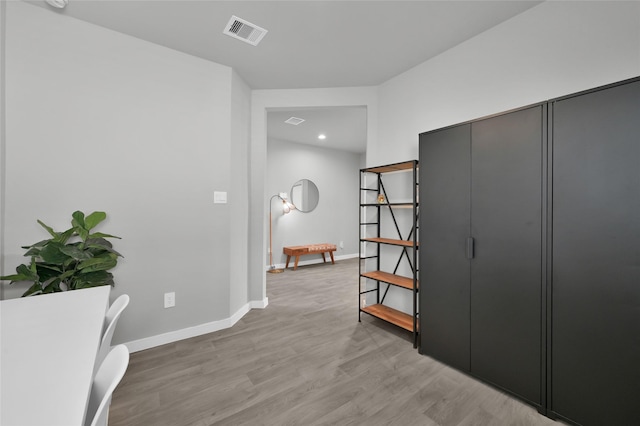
[[470, 106, 543, 405], [552, 80, 640, 425], [419, 124, 471, 372]]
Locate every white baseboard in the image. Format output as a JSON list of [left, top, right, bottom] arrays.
[[123, 297, 269, 353], [250, 297, 269, 309], [125, 253, 357, 353], [265, 252, 358, 271]]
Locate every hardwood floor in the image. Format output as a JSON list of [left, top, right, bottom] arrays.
[[110, 258, 560, 426]]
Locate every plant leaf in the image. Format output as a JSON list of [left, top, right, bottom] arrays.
[[22, 282, 43, 297], [76, 227, 89, 241], [0, 272, 33, 282], [71, 211, 86, 229], [35, 264, 63, 283], [84, 238, 112, 248], [37, 220, 58, 238], [84, 211, 106, 231], [42, 278, 62, 293], [88, 247, 123, 258], [23, 247, 42, 257], [37, 264, 62, 273], [1, 261, 39, 282], [78, 255, 117, 273], [75, 270, 113, 288], [39, 242, 72, 264], [88, 232, 121, 240], [63, 257, 78, 269], [59, 244, 93, 260], [29, 258, 38, 275], [86, 239, 123, 257], [21, 239, 50, 250], [19, 263, 39, 280], [81, 270, 111, 281], [58, 270, 76, 280], [53, 228, 77, 245]]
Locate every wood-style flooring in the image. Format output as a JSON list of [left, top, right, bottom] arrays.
[[110, 258, 561, 426]]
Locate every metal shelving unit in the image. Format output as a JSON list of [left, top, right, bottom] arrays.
[[358, 160, 419, 347]]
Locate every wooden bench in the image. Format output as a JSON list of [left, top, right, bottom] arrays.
[[283, 243, 337, 271]]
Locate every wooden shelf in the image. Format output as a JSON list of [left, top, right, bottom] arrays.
[[386, 204, 418, 209], [361, 203, 418, 208], [362, 161, 418, 174], [361, 304, 414, 331], [361, 271, 417, 290], [359, 255, 378, 260], [361, 237, 418, 248]]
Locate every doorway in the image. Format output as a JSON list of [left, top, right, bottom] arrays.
[[265, 106, 366, 273]]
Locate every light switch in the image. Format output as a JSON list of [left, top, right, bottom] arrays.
[[214, 191, 227, 204]]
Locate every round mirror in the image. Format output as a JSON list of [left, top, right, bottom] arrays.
[[290, 179, 319, 213]]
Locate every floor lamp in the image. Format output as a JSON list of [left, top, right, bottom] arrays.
[[268, 193, 296, 273]]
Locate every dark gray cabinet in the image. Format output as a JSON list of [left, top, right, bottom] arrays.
[[419, 76, 639, 425], [419, 106, 544, 407], [470, 107, 543, 405], [550, 80, 640, 425], [419, 124, 471, 372]]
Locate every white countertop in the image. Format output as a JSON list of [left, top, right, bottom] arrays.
[[1, 286, 111, 426]]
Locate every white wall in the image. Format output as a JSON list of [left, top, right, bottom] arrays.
[[229, 70, 251, 314], [266, 138, 361, 268], [373, 0, 640, 312], [375, 0, 640, 166], [2, 2, 252, 349], [0, 0, 6, 299]]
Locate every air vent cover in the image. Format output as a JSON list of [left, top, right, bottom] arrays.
[[223, 16, 268, 46], [284, 117, 305, 126]]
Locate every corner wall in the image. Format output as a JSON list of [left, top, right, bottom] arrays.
[[229, 70, 251, 314], [3, 1, 251, 349], [0, 0, 6, 300], [375, 0, 640, 166]]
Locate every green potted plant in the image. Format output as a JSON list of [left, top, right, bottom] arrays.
[[0, 211, 122, 296]]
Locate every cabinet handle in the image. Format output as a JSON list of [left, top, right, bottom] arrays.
[[466, 237, 475, 259]]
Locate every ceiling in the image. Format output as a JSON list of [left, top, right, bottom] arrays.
[[29, 0, 543, 90], [267, 106, 367, 153], [25, 0, 543, 153]]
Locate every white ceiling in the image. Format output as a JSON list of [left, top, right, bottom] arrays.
[[25, 0, 542, 152], [29, 0, 543, 90], [268, 106, 367, 153]]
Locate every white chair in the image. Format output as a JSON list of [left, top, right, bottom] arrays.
[[85, 344, 129, 426], [95, 294, 130, 373]]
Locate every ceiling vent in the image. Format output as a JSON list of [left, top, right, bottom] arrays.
[[223, 16, 268, 46], [284, 117, 305, 126]]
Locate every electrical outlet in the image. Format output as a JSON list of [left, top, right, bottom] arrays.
[[339, 241, 344, 249], [164, 292, 175, 308]]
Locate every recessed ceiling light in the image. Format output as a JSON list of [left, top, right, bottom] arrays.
[[318, 134, 326, 140], [45, 0, 68, 8]]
